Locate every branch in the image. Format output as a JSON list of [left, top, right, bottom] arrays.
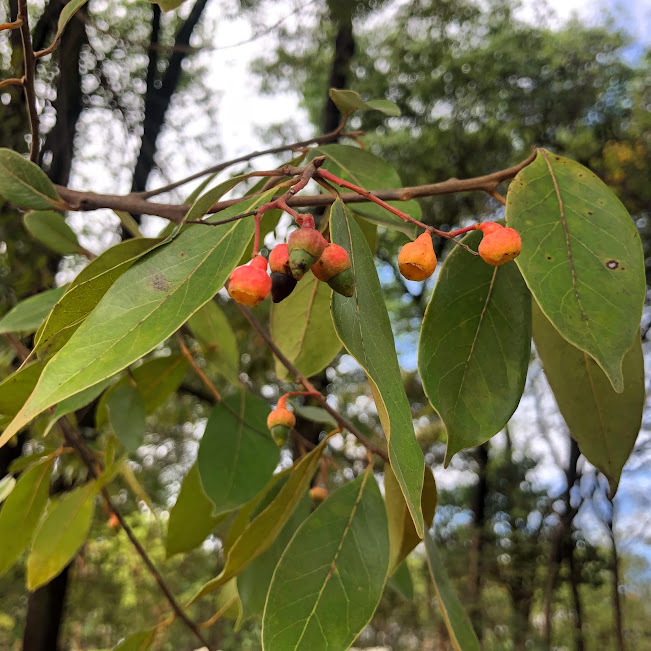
[[56, 419, 215, 651], [0, 77, 24, 89], [18, 0, 40, 162], [235, 304, 390, 462], [0, 19, 23, 31], [54, 152, 536, 220]]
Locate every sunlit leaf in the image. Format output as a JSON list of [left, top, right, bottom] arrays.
[[533, 302, 644, 494], [507, 149, 645, 392], [270, 271, 341, 381], [0, 475, 15, 504], [418, 230, 531, 465], [329, 88, 400, 117], [330, 199, 424, 536], [263, 470, 390, 650]]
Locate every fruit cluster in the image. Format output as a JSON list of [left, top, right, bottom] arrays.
[[227, 216, 354, 306]]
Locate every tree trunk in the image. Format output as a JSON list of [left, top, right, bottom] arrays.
[[568, 541, 585, 651], [320, 10, 355, 133], [608, 514, 625, 651]]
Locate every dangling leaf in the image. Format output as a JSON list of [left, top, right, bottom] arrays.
[[0, 286, 67, 335], [106, 383, 147, 452], [263, 470, 390, 651], [425, 534, 480, 651], [0, 148, 64, 210], [330, 199, 424, 537], [0, 191, 276, 450], [197, 391, 279, 514], [387, 560, 414, 601], [533, 302, 643, 495], [507, 149, 645, 392], [329, 88, 400, 117], [111, 629, 156, 651], [270, 271, 341, 381], [418, 230, 531, 465], [23, 211, 83, 256]]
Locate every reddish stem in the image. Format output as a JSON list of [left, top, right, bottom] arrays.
[[252, 215, 262, 256]]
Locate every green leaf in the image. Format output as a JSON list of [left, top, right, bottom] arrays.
[[166, 463, 227, 558], [329, 88, 401, 117], [111, 629, 156, 651], [0, 149, 63, 210], [385, 464, 437, 573], [0, 458, 54, 576], [507, 149, 645, 392], [330, 199, 424, 536], [113, 211, 143, 239], [187, 301, 240, 384], [198, 391, 279, 514], [387, 561, 414, 601], [1, 192, 275, 449], [148, 0, 187, 11], [47, 0, 90, 53], [262, 469, 390, 651], [425, 534, 480, 651], [34, 238, 160, 359], [270, 271, 341, 381], [189, 437, 328, 605], [418, 230, 531, 465], [310, 144, 419, 236], [0, 363, 43, 423], [237, 494, 311, 625], [532, 302, 643, 495], [106, 384, 147, 452], [293, 405, 338, 429], [23, 211, 82, 255], [0, 286, 67, 335], [0, 475, 15, 504], [27, 481, 96, 590]]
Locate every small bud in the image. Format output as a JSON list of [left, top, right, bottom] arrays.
[[271, 271, 298, 303], [478, 227, 522, 266], [267, 403, 296, 447], [398, 232, 437, 281], [270, 425, 290, 447], [475, 221, 503, 235], [287, 225, 328, 280], [227, 255, 271, 306], [309, 486, 328, 502]]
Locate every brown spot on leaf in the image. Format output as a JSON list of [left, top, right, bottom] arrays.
[[150, 273, 170, 292], [606, 260, 619, 270]]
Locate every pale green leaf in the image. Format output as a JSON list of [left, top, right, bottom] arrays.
[[187, 300, 240, 384], [148, 0, 187, 11], [106, 384, 147, 452], [262, 470, 390, 651], [0, 475, 15, 504], [197, 391, 279, 514], [533, 302, 643, 495], [418, 230, 531, 465], [0, 191, 275, 449], [188, 437, 328, 605], [0, 148, 63, 210], [0, 458, 54, 576], [34, 238, 160, 359], [330, 199, 425, 536], [270, 271, 341, 381], [310, 144, 419, 236], [329, 88, 401, 117], [507, 149, 645, 392], [111, 629, 156, 650], [113, 211, 143, 239], [0, 286, 67, 335], [385, 464, 437, 573], [166, 463, 227, 558], [293, 405, 338, 429], [425, 534, 480, 651], [27, 481, 96, 590], [23, 211, 82, 255], [387, 561, 414, 601]]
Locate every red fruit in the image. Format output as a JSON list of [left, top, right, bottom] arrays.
[[267, 406, 296, 430], [478, 227, 522, 266], [287, 225, 328, 279], [227, 255, 271, 306], [269, 243, 292, 275], [398, 232, 437, 281], [476, 221, 503, 235], [312, 243, 351, 282]]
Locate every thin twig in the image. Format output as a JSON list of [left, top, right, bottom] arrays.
[[3, 333, 31, 360], [56, 419, 214, 651], [176, 332, 221, 401], [235, 304, 390, 462], [54, 152, 537, 221], [18, 0, 40, 162], [0, 19, 22, 31], [0, 77, 24, 89]]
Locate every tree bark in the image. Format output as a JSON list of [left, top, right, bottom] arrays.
[[607, 509, 625, 651], [320, 9, 355, 133], [130, 0, 210, 194], [568, 541, 585, 651], [468, 443, 488, 638]]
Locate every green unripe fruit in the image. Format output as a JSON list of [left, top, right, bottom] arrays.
[[287, 226, 327, 280], [327, 268, 354, 297], [271, 425, 290, 447]]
